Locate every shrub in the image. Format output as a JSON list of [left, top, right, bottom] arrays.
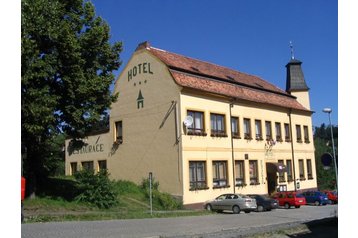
[[74, 169, 118, 209], [141, 177, 182, 210]]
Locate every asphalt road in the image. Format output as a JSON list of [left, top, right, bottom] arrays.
[[22, 204, 338, 238]]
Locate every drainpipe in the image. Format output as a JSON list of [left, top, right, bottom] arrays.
[[229, 102, 236, 194], [288, 109, 297, 192]]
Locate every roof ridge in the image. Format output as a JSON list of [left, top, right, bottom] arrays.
[[148, 45, 258, 79]]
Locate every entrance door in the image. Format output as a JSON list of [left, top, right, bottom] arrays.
[[266, 163, 277, 195]]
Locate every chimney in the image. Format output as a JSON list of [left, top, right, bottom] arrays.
[[136, 41, 151, 51]]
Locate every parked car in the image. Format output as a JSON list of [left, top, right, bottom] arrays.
[[300, 191, 329, 206], [272, 191, 306, 209], [21, 176, 26, 222], [247, 194, 279, 212], [322, 190, 338, 204], [204, 193, 257, 214]]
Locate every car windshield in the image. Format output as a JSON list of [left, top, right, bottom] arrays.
[[296, 194, 304, 198]]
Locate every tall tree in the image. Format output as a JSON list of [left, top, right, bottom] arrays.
[[21, 0, 122, 196], [314, 123, 338, 190]]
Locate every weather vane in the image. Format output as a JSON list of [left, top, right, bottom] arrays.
[[289, 41, 295, 60]]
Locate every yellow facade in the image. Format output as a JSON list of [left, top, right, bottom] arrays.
[[65, 43, 317, 206]]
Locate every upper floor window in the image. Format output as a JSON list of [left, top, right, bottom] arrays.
[[284, 123, 291, 142], [275, 122, 282, 141], [187, 110, 206, 136], [210, 113, 226, 137], [244, 118, 252, 139], [255, 120, 263, 140], [231, 117, 240, 139], [115, 121, 123, 144], [303, 126, 310, 143], [265, 121, 272, 140], [296, 125, 302, 143]]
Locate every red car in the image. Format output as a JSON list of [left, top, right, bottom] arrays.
[[322, 190, 338, 204], [272, 191, 306, 209]]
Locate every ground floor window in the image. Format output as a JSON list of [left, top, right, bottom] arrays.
[[249, 160, 259, 185], [189, 161, 207, 190], [98, 160, 107, 171], [306, 159, 313, 179], [70, 162, 77, 175], [212, 161, 228, 188], [82, 161, 94, 171], [235, 160, 245, 186], [286, 160, 293, 182], [298, 159, 305, 180]]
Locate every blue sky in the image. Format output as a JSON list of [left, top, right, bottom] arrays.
[[90, 0, 338, 128]]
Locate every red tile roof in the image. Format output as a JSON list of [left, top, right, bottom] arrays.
[[137, 42, 310, 112]]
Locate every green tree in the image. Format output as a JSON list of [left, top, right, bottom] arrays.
[[21, 0, 122, 196], [314, 124, 338, 190]]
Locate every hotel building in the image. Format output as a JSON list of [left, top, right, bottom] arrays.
[[65, 41, 317, 207]]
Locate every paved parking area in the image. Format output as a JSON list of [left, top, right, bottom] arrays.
[[22, 205, 338, 238]]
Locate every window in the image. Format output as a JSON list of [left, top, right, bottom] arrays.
[[278, 160, 285, 182], [82, 161, 94, 171], [244, 118, 252, 139], [187, 111, 206, 136], [307, 159, 313, 179], [189, 161, 207, 190], [255, 120, 263, 140], [296, 125, 302, 142], [275, 122, 282, 141], [286, 160, 293, 182], [235, 160, 245, 186], [284, 123, 291, 142], [98, 160, 107, 171], [115, 121, 123, 143], [249, 160, 259, 185], [298, 159, 305, 180], [303, 126, 310, 143], [212, 161, 228, 187], [231, 117, 240, 139], [265, 121, 272, 140], [70, 162, 77, 175], [210, 113, 226, 137]]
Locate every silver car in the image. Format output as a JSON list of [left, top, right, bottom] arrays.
[[204, 193, 257, 214]]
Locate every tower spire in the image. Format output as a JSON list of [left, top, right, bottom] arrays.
[[289, 41, 295, 60]]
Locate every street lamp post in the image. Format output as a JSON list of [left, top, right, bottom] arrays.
[[323, 108, 338, 193]]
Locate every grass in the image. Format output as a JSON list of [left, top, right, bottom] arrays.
[[23, 178, 209, 223]]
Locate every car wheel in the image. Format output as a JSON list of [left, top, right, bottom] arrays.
[[284, 203, 290, 209], [232, 205, 241, 214], [314, 201, 320, 206], [257, 205, 264, 212], [205, 204, 213, 212]]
